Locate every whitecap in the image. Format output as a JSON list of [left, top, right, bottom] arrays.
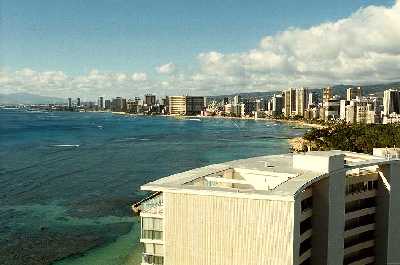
[[51, 144, 80, 147]]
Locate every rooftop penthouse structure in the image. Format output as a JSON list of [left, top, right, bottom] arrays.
[[133, 150, 400, 265]]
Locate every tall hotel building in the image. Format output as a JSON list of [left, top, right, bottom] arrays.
[[134, 150, 400, 265], [383, 89, 400, 116], [284, 88, 296, 117], [295, 87, 309, 117], [169, 96, 205, 115]]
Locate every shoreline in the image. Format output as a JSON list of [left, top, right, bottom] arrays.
[[109, 111, 326, 129]]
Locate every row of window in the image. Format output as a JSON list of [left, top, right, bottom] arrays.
[[143, 254, 164, 265], [142, 217, 163, 231], [301, 196, 313, 212], [345, 197, 376, 213], [143, 230, 163, 240], [144, 243, 164, 256], [345, 180, 378, 195], [345, 213, 375, 231], [344, 230, 375, 249]]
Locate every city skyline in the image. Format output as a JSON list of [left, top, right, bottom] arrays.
[[1, 0, 399, 99]]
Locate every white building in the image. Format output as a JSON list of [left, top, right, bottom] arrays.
[[134, 150, 400, 265]]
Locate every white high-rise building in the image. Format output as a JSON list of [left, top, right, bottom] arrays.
[[295, 87, 309, 116], [383, 89, 400, 116], [134, 150, 400, 265]]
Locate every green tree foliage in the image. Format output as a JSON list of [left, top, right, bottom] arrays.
[[303, 122, 400, 154]]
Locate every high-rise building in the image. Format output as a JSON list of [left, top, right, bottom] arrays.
[[309, 92, 315, 107], [145, 94, 156, 106], [111, 97, 127, 112], [104, 99, 111, 110], [186, 96, 205, 115], [346, 102, 357, 124], [340, 100, 349, 120], [169, 96, 205, 115], [98, 96, 104, 109], [284, 88, 296, 117], [233, 95, 242, 105], [169, 96, 186, 115], [347, 87, 362, 101], [242, 99, 257, 116], [134, 150, 400, 265], [324, 97, 341, 121], [272, 94, 283, 116], [383, 89, 400, 116], [323, 86, 333, 104], [67, 98, 72, 108], [76, 98, 81, 107], [295, 87, 308, 116]]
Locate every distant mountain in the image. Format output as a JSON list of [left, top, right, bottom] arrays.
[[0, 93, 65, 104], [210, 81, 400, 101], [331, 82, 400, 97]]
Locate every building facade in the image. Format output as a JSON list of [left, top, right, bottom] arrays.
[[383, 89, 400, 117], [347, 87, 362, 101], [284, 88, 296, 117], [134, 150, 400, 265], [169, 96, 205, 115], [145, 94, 157, 106], [295, 87, 308, 117]]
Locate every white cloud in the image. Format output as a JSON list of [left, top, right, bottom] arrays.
[[131, 72, 147, 81], [195, 2, 400, 90], [156, 63, 176, 74], [1, 2, 400, 98]]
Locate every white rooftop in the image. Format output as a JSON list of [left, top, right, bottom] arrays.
[[141, 151, 394, 201]]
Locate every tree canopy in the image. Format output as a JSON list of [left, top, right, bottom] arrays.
[[302, 123, 400, 154]]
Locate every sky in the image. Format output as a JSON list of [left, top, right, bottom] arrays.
[[0, 0, 399, 100]]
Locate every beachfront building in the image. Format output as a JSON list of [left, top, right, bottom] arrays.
[[169, 96, 205, 115], [133, 150, 400, 265], [145, 94, 156, 106], [295, 87, 309, 117], [168, 96, 186, 115], [284, 88, 296, 117], [272, 94, 283, 116]]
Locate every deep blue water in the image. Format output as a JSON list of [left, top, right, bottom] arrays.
[[0, 110, 306, 265]]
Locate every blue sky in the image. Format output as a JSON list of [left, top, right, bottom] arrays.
[[1, 0, 399, 98], [1, 0, 395, 75]]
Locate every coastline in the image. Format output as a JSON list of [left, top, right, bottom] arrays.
[[109, 111, 326, 129]]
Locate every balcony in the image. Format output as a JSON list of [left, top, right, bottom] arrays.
[[345, 207, 376, 220], [344, 223, 375, 238], [345, 190, 376, 203], [134, 192, 164, 217], [344, 240, 375, 256]]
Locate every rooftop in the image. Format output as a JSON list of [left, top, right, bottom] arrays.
[[141, 151, 396, 201]]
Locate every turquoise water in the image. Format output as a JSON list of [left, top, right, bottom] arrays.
[[0, 110, 306, 265]]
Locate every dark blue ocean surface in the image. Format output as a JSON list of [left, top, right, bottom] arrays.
[[0, 110, 306, 265]]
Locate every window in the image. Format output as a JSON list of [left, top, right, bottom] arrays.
[[142, 217, 163, 240], [345, 214, 375, 231], [300, 217, 312, 234], [301, 196, 313, 212], [144, 243, 164, 256], [345, 197, 376, 213]]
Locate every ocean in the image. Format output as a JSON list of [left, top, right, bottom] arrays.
[[0, 109, 307, 265]]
